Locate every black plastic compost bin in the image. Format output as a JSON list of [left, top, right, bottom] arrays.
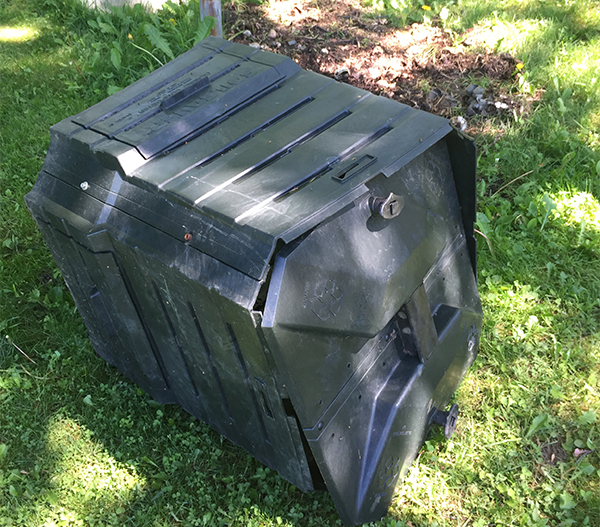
[[26, 37, 482, 525]]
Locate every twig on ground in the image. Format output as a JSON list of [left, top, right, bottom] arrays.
[[12, 340, 36, 364]]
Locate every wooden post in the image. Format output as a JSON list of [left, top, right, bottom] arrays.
[[201, 0, 222, 38]]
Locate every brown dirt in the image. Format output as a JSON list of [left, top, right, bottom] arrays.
[[224, 0, 535, 136], [540, 441, 568, 465]]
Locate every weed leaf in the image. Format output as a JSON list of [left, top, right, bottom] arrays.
[[527, 413, 549, 437], [578, 410, 597, 425], [164, 0, 178, 13], [476, 211, 490, 236], [46, 491, 59, 505], [110, 46, 121, 71], [144, 23, 174, 60], [541, 194, 557, 230], [97, 19, 115, 35], [559, 492, 577, 510], [194, 16, 215, 44]]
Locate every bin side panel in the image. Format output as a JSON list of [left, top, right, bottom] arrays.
[[110, 243, 313, 489], [25, 170, 315, 491], [25, 199, 175, 403], [261, 141, 482, 524], [299, 228, 482, 525], [262, 143, 459, 427], [305, 304, 480, 525]]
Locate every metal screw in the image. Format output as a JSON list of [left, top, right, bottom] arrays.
[[184, 232, 193, 242], [80, 181, 89, 191]]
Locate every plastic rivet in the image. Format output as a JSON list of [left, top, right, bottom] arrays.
[[468, 335, 477, 352]]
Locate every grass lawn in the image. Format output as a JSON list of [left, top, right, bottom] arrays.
[[0, 0, 599, 526]]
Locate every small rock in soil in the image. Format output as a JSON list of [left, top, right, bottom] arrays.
[[334, 66, 350, 81], [288, 40, 296, 46], [426, 88, 443, 102], [268, 29, 277, 39], [249, 43, 260, 49], [321, 48, 329, 54], [243, 30, 252, 38], [451, 116, 468, 131]]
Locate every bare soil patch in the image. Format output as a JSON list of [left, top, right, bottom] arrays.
[[541, 441, 569, 465], [224, 0, 534, 136]]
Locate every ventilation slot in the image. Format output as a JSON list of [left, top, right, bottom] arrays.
[[159, 97, 315, 189], [255, 378, 274, 419], [160, 82, 280, 158], [188, 302, 233, 421], [432, 304, 460, 339], [281, 398, 326, 490], [272, 124, 391, 202], [152, 281, 199, 397], [119, 267, 171, 391], [232, 110, 350, 185], [228, 324, 271, 444], [72, 47, 220, 130], [89, 286, 118, 338], [332, 154, 377, 182]]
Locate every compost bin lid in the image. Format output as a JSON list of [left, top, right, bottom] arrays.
[[50, 36, 453, 276]]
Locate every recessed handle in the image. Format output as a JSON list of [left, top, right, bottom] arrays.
[[160, 76, 210, 111]]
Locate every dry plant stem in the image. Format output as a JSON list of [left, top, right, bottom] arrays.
[[20, 364, 48, 381], [12, 340, 36, 364], [474, 227, 494, 255], [490, 169, 534, 197]]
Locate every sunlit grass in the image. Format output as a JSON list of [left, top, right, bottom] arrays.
[[0, 26, 37, 42], [553, 190, 600, 230], [38, 416, 145, 525], [45, 416, 145, 495]]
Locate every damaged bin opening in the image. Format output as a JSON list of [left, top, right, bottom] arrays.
[[25, 37, 482, 525]]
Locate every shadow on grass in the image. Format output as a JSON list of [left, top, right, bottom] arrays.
[[1, 196, 597, 527], [0, 316, 341, 525]]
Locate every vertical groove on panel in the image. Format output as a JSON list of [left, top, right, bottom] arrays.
[[151, 281, 200, 397], [118, 266, 172, 390], [227, 324, 271, 444], [188, 302, 233, 421]]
